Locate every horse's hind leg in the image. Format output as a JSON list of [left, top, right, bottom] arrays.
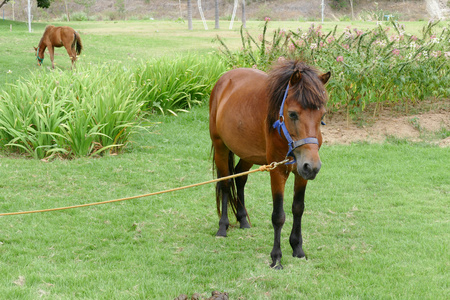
[[64, 43, 77, 68], [235, 159, 253, 229]]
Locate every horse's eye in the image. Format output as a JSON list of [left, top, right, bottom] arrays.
[[288, 111, 298, 121]]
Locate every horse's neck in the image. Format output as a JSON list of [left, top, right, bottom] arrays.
[[38, 39, 46, 54]]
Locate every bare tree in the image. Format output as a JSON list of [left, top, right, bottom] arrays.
[[198, 0, 208, 30], [242, 0, 246, 28], [64, 0, 70, 21], [229, 0, 238, 29], [187, 0, 192, 30], [350, 0, 354, 20], [214, 0, 219, 29], [0, 0, 10, 9]]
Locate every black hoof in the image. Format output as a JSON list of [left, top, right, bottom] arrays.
[[270, 261, 283, 270], [292, 248, 306, 259], [216, 228, 227, 237], [239, 219, 251, 229]]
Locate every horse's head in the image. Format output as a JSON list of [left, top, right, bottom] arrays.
[[270, 61, 330, 180], [34, 47, 44, 66]]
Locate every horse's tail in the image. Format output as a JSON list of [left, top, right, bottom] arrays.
[[213, 149, 238, 219], [74, 31, 83, 55]]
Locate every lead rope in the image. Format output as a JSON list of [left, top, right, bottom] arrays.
[[0, 159, 289, 217]]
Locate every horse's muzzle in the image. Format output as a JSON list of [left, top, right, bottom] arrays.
[[299, 161, 321, 180]]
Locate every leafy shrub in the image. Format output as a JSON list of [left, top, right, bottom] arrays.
[[0, 55, 226, 159], [0, 64, 144, 159], [71, 11, 89, 21], [134, 54, 227, 115], [216, 20, 450, 117]]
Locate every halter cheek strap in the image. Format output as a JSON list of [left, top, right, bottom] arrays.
[[272, 83, 323, 164]]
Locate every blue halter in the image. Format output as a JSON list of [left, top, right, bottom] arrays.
[[272, 83, 324, 164]]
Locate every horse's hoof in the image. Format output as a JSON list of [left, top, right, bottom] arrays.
[[239, 219, 251, 229], [270, 261, 284, 270], [215, 228, 227, 237], [292, 248, 306, 259]]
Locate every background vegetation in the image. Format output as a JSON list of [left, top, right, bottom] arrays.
[[218, 20, 449, 118], [1, 19, 448, 158], [0, 55, 225, 158], [0, 18, 449, 299]]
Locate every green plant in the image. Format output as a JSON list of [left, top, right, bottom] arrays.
[[216, 21, 291, 71], [134, 55, 226, 115], [0, 64, 145, 159], [216, 20, 450, 120], [70, 11, 88, 21]]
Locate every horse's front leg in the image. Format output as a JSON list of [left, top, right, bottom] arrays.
[[49, 46, 55, 69], [290, 174, 308, 259], [269, 169, 288, 269]]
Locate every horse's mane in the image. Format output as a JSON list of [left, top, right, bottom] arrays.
[[267, 59, 328, 130]]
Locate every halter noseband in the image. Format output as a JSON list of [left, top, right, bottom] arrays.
[[272, 83, 323, 165], [36, 47, 44, 64]]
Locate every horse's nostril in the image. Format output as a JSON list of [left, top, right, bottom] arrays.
[[303, 163, 312, 173]]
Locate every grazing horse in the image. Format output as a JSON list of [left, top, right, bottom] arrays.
[[34, 25, 83, 69], [209, 59, 330, 269]]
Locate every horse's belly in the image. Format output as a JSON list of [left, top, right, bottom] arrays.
[[216, 99, 268, 165]]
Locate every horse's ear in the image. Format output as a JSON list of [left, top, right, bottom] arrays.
[[319, 71, 331, 84], [290, 70, 302, 85]]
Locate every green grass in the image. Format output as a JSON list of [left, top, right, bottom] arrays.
[[0, 106, 448, 299]]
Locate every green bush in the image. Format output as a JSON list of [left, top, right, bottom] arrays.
[[70, 11, 89, 21], [0, 64, 144, 159], [134, 54, 227, 115], [216, 20, 450, 116], [0, 55, 226, 159]]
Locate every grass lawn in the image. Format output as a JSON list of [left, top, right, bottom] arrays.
[[1, 105, 449, 299], [0, 18, 448, 299]]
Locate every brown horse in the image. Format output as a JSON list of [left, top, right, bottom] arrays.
[[209, 59, 330, 269], [34, 25, 83, 69]]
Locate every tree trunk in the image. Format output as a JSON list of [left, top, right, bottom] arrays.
[[198, 0, 208, 30], [0, 0, 10, 10], [242, 0, 246, 28], [214, 0, 219, 29], [350, 0, 354, 20], [64, 0, 70, 21], [187, 0, 192, 30], [229, 0, 238, 29]]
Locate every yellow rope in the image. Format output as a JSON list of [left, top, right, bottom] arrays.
[[0, 159, 289, 217]]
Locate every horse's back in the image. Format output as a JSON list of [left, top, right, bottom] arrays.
[[45, 26, 75, 46], [210, 68, 269, 164]]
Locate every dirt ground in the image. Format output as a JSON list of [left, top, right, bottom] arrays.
[[321, 108, 450, 147]]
